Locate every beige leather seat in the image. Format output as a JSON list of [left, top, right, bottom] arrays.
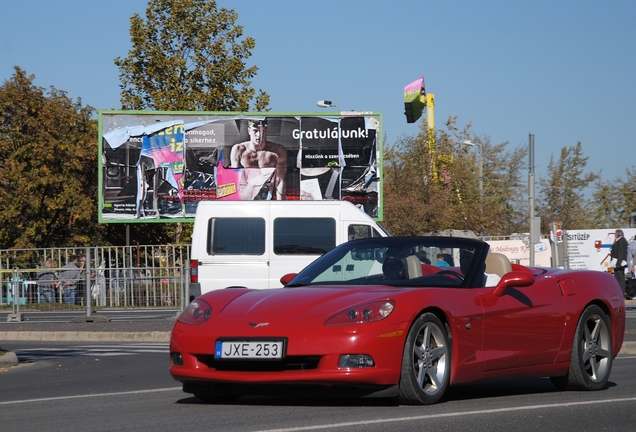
[[484, 252, 512, 278], [405, 255, 423, 279]]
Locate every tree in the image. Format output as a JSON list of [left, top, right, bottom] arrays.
[[439, 118, 528, 236], [113, 0, 270, 245], [589, 167, 636, 228], [383, 130, 448, 236], [382, 117, 527, 237], [537, 142, 599, 230], [0, 67, 102, 248], [114, 0, 270, 112]]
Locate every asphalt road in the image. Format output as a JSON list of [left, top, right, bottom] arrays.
[[0, 340, 635, 432]]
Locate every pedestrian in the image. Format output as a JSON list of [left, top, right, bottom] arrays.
[[610, 229, 630, 300], [59, 255, 81, 305], [439, 247, 455, 266], [36, 259, 59, 303], [628, 236, 636, 277], [434, 254, 451, 267]]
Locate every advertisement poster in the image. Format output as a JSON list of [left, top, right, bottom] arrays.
[[486, 239, 552, 267], [99, 112, 382, 223], [565, 229, 636, 272]]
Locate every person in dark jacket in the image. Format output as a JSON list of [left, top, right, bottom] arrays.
[[37, 259, 59, 303], [439, 247, 455, 266], [59, 255, 81, 305], [611, 229, 630, 299]]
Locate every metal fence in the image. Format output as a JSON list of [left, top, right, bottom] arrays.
[[0, 244, 190, 312]]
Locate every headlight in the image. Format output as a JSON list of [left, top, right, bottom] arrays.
[[177, 299, 211, 325], [324, 300, 395, 326]]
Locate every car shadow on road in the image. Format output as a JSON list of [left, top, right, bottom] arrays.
[[175, 378, 618, 407], [444, 377, 617, 402]]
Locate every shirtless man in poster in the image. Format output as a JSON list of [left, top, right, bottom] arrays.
[[230, 119, 287, 200]]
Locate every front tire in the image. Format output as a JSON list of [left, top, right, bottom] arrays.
[[398, 313, 451, 405], [550, 305, 613, 391]]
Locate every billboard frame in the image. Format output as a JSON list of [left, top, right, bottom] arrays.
[[98, 110, 383, 224]]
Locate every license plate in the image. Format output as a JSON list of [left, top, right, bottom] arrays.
[[215, 340, 284, 359]]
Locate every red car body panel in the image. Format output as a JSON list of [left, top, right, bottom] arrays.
[[170, 261, 625, 394]]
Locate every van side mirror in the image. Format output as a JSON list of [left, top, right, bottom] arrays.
[[492, 271, 535, 297]]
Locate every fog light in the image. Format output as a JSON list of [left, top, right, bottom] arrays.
[[338, 354, 375, 368], [171, 352, 183, 366]]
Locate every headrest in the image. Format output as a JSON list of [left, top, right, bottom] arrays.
[[485, 253, 512, 277], [405, 255, 423, 279]]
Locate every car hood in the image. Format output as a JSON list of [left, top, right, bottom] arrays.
[[210, 285, 398, 325]]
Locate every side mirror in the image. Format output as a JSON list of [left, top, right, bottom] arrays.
[[280, 273, 297, 286], [492, 271, 535, 297]]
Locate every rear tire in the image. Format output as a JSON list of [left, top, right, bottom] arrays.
[[550, 305, 613, 391], [398, 313, 451, 405]]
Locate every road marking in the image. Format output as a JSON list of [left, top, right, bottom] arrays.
[[0, 387, 182, 406], [252, 396, 636, 432]]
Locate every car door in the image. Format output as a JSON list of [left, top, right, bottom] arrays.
[[478, 280, 566, 371]]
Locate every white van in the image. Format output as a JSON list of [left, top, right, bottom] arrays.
[[188, 200, 389, 299]]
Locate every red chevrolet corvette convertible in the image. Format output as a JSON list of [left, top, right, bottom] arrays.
[[169, 236, 625, 405]]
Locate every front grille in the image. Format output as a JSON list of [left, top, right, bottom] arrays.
[[196, 355, 321, 371]]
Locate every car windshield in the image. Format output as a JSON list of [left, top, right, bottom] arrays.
[[288, 236, 490, 288]]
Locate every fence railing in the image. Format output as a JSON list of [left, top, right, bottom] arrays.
[[0, 244, 190, 312]]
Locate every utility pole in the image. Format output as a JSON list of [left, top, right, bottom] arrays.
[[529, 133, 535, 267]]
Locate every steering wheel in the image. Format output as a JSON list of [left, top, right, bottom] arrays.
[[436, 270, 465, 281]]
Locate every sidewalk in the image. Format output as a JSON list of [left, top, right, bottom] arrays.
[[0, 315, 175, 367], [0, 317, 175, 342]]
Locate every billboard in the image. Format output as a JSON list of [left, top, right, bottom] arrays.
[[98, 111, 382, 223], [565, 229, 636, 272]]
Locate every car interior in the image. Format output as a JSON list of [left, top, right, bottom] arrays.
[[405, 255, 423, 279], [484, 252, 512, 277]]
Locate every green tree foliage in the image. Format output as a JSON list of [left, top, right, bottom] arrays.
[[383, 131, 449, 236], [589, 167, 636, 228], [537, 142, 599, 230], [383, 117, 527, 236], [114, 0, 270, 112], [0, 67, 102, 248], [112, 0, 269, 245]]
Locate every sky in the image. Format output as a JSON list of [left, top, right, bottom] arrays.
[[1, 0, 635, 188]]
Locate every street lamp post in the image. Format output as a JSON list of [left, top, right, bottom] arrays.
[[461, 139, 483, 199]]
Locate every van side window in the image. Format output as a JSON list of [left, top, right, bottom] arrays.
[[207, 218, 265, 255], [348, 224, 383, 240], [274, 218, 336, 255]]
